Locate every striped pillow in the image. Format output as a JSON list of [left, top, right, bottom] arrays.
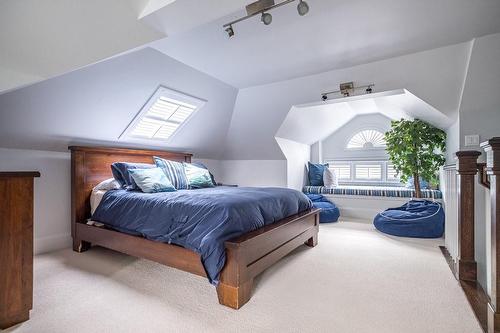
[[153, 156, 189, 190]]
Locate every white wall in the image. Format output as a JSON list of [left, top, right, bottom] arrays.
[[276, 138, 310, 191], [445, 119, 460, 165], [0, 148, 71, 254], [218, 160, 287, 187], [459, 33, 500, 149], [310, 142, 321, 164]]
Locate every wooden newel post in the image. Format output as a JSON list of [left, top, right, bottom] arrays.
[[481, 138, 500, 333], [456, 151, 481, 281]]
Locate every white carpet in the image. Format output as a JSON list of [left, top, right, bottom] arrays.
[[6, 222, 481, 333]]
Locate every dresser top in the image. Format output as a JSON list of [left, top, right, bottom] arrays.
[[0, 172, 40, 177]]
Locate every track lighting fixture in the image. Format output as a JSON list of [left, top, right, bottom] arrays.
[[222, 0, 309, 38], [261, 12, 273, 25], [297, 0, 309, 16], [321, 83, 376, 101], [225, 25, 234, 38]]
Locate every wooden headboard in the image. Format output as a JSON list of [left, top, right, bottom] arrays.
[[69, 146, 192, 238]]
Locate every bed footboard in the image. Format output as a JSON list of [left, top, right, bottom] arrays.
[[217, 209, 320, 309]]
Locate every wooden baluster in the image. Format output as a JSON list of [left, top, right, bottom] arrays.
[[456, 151, 481, 281], [481, 138, 500, 333]]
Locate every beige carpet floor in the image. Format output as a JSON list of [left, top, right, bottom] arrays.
[[6, 222, 482, 333]]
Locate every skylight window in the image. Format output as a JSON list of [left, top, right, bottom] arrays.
[[120, 86, 205, 142], [346, 130, 386, 149]]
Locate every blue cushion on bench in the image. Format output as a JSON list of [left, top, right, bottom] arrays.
[[373, 200, 444, 238], [305, 193, 340, 223]]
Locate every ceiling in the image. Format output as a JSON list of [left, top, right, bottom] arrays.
[[141, 0, 251, 35], [151, 0, 500, 88], [0, 0, 164, 93], [276, 89, 450, 146]]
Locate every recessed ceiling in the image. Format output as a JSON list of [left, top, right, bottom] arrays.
[[276, 89, 450, 145], [151, 0, 500, 88]]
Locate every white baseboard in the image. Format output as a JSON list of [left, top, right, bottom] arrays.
[[35, 233, 72, 254], [324, 195, 414, 221]]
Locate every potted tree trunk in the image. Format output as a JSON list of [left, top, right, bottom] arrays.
[[384, 119, 446, 198]]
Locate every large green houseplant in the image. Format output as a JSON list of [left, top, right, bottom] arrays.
[[384, 119, 446, 198]]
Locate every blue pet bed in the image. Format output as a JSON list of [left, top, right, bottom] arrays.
[[373, 200, 444, 238], [305, 194, 340, 223]]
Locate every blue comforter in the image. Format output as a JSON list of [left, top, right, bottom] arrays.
[[92, 186, 312, 284]]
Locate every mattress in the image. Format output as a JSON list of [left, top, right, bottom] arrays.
[[91, 186, 312, 284], [303, 185, 442, 199]]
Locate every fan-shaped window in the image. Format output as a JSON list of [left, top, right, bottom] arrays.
[[347, 130, 386, 149]]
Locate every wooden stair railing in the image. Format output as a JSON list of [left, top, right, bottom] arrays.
[[456, 151, 482, 281], [480, 137, 500, 333], [478, 163, 491, 189]]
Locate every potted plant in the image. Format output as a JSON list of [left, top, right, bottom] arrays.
[[384, 119, 446, 198]]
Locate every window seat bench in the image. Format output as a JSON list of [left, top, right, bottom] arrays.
[[303, 185, 442, 199], [302, 185, 442, 221]]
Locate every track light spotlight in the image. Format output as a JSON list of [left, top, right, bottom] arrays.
[[225, 25, 234, 38], [223, 0, 311, 38], [261, 12, 272, 25], [297, 0, 309, 16]]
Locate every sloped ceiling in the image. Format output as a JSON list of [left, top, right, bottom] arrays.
[[276, 89, 450, 146], [139, 0, 177, 19], [222, 42, 471, 160], [0, 0, 165, 93], [276, 90, 406, 145], [0, 48, 237, 158], [140, 0, 251, 36], [152, 0, 500, 88]]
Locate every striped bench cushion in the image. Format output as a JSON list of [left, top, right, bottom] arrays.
[[303, 185, 442, 199]]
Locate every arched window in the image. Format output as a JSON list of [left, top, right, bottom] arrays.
[[347, 129, 386, 149]]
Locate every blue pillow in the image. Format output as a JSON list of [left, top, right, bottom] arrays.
[[183, 163, 215, 189], [111, 162, 155, 190], [128, 168, 176, 193], [308, 162, 328, 186], [153, 157, 189, 190], [191, 162, 217, 186]]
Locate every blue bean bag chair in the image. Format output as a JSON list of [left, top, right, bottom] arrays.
[[373, 200, 444, 238], [305, 194, 340, 223]]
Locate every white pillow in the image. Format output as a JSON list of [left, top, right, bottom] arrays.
[[323, 168, 338, 188], [92, 178, 122, 192]]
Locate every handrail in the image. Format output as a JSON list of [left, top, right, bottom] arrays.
[[479, 137, 500, 332], [477, 163, 490, 189]]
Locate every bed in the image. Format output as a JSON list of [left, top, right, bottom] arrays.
[[70, 146, 319, 309]]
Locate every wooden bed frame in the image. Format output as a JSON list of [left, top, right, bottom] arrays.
[[70, 146, 320, 309]]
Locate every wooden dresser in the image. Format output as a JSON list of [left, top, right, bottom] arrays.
[[0, 172, 40, 329]]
